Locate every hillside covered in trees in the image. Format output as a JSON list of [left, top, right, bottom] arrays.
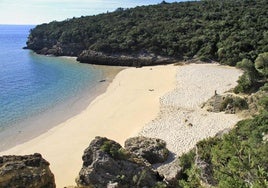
[[26, 0, 268, 66]]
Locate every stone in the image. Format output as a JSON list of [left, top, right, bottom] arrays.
[[76, 136, 163, 188], [156, 158, 182, 187], [124, 136, 169, 164], [77, 50, 176, 66], [0, 153, 56, 188]]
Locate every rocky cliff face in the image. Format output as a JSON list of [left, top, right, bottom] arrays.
[[0, 153, 56, 188], [25, 34, 177, 66], [77, 50, 177, 67], [25, 35, 85, 57], [125, 136, 169, 164], [76, 136, 164, 188]]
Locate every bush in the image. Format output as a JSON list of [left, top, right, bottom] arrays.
[[255, 52, 268, 78], [220, 96, 248, 111], [259, 96, 268, 111], [100, 140, 129, 160], [177, 111, 268, 187], [178, 150, 203, 187], [260, 83, 268, 92], [234, 73, 254, 93]]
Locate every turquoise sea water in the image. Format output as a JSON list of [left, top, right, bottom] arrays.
[[0, 25, 108, 150]]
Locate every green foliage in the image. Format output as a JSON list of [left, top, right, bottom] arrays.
[[177, 111, 268, 187], [179, 150, 195, 171], [220, 96, 248, 111], [212, 112, 268, 187], [259, 95, 268, 111], [234, 72, 255, 93], [260, 83, 268, 91], [196, 137, 221, 162], [178, 150, 203, 188], [236, 59, 254, 71], [153, 182, 168, 188], [234, 53, 267, 94], [178, 165, 203, 188], [255, 52, 268, 78], [100, 140, 129, 160], [28, 0, 268, 65]]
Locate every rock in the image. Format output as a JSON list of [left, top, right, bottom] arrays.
[[124, 136, 169, 164], [25, 34, 85, 57], [215, 128, 231, 138], [107, 182, 119, 188], [156, 158, 182, 187], [76, 136, 164, 188], [0, 153, 55, 188], [262, 133, 268, 142], [77, 50, 177, 66], [187, 123, 193, 127], [195, 150, 217, 186]]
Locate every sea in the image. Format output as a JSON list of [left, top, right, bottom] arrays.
[[0, 25, 115, 151]]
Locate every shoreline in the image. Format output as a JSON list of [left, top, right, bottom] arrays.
[[0, 63, 122, 151], [0, 63, 242, 187], [0, 64, 177, 187]]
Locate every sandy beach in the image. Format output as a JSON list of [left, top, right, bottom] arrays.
[[139, 64, 243, 156], [0, 63, 242, 187], [0, 65, 177, 187]]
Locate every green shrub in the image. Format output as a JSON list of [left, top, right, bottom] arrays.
[[233, 97, 248, 110], [259, 96, 268, 111], [100, 140, 129, 160], [255, 52, 268, 78], [260, 83, 268, 91], [220, 96, 248, 111], [234, 73, 254, 93], [176, 111, 268, 187]]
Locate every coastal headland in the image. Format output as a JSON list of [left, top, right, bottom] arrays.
[[0, 63, 242, 187]]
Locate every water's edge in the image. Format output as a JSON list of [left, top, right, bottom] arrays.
[[0, 63, 123, 152]]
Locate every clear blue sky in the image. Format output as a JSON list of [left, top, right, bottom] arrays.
[[0, 0, 183, 25]]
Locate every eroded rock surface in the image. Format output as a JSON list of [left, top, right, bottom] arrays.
[[125, 136, 169, 164], [0, 153, 55, 188], [76, 136, 163, 188]]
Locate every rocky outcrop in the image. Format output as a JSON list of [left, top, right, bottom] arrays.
[[124, 136, 169, 164], [25, 36, 85, 57], [202, 93, 248, 114], [156, 158, 182, 187], [25, 33, 177, 67], [0, 153, 55, 188], [76, 136, 164, 188], [77, 50, 177, 66]]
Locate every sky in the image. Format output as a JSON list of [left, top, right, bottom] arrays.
[[0, 0, 182, 25]]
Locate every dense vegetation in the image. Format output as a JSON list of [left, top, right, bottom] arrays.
[[28, 0, 268, 65], [178, 84, 268, 187], [234, 52, 268, 93]]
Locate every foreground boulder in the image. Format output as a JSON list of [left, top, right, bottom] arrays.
[[76, 136, 164, 188], [0, 153, 55, 188], [124, 136, 169, 164]]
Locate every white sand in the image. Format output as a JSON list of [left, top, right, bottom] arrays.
[[0, 64, 242, 187], [0, 65, 177, 187], [139, 64, 243, 156]]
